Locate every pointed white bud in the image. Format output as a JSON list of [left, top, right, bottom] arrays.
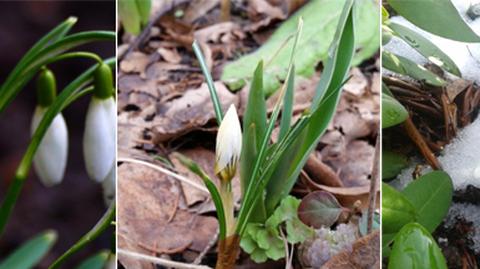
[[83, 97, 116, 182], [31, 106, 68, 187], [102, 164, 116, 206], [215, 104, 242, 182]]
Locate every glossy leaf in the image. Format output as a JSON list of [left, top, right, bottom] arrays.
[[75, 251, 109, 269], [298, 191, 343, 228], [388, 223, 447, 269], [387, 0, 480, 42], [382, 94, 408, 128], [402, 171, 453, 233], [0, 230, 57, 269], [382, 183, 417, 234], [382, 150, 409, 180], [382, 51, 446, 86], [389, 22, 461, 76]]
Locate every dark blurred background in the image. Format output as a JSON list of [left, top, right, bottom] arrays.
[[0, 1, 115, 268]]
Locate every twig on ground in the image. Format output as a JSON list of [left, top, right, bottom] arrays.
[[194, 228, 219, 265], [403, 117, 442, 170], [367, 135, 380, 234], [118, 248, 213, 269], [118, 157, 209, 193]]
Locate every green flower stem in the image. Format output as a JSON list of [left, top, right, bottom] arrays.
[[0, 59, 115, 237], [0, 31, 114, 113], [48, 203, 115, 269], [219, 181, 235, 237]]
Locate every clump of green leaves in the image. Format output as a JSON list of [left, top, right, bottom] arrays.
[[118, 0, 151, 35], [240, 196, 314, 262]]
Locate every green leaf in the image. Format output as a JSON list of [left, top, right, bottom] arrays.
[[382, 51, 446, 86], [382, 233, 395, 258], [265, 0, 356, 215], [174, 154, 227, 240], [279, 65, 295, 140], [389, 22, 461, 76], [402, 171, 453, 233], [119, 0, 141, 35], [286, 218, 314, 244], [382, 94, 408, 129], [0, 230, 57, 269], [297, 191, 343, 229], [388, 223, 447, 269], [135, 0, 151, 25], [387, 0, 480, 42], [75, 251, 109, 269], [382, 183, 417, 234], [382, 150, 409, 180], [221, 0, 379, 94]]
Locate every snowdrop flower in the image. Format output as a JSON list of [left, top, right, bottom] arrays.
[[214, 104, 242, 182], [31, 68, 68, 187], [83, 63, 116, 182], [102, 165, 115, 206]]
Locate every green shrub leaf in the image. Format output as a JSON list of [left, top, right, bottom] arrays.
[[402, 171, 453, 233], [389, 223, 447, 269], [387, 0, 480, 42], [382, 94, 408, 128], [382, 183, 417, 234], [382, 150, 409, 180], [389, 22, 461, 76]]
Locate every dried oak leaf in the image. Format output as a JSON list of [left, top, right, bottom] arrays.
[[152, 82, 239, 143]]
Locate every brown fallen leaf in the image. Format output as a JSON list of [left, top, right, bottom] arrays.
[[152, 82, 239, 143], [157, 47, 182, 64], [120, 51, 152, 75], [321, 231, 380, 269], [118, 163, 218, 258], [182, 0, 220, 24]]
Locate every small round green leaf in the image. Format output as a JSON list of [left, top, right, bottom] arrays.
[[298, 191, 343, 228], [389, 223, 447, 269], [382, 183, 417, 234], [382, 94, 408, 128]]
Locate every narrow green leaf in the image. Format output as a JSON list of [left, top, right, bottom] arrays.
[[389, 22, 461, 76], [135, 0, 151, 25], [388, 0, 480, 42], [279, 65, 295, 140], [382, 183, 417, 234], [389, 223, 447, 269], [382, 94, 408, 128], [174, 154, 227, 240], [265, 0, 355, 214], [402, 171, 453, 233], [0, 230, 57, 269], [75, 250, 109, 269], [382, 50, 446, 86], [119, 0, 141, 35], [48, 204, 115, 269]]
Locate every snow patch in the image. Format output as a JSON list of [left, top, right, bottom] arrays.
[[445, 202, 480, 253], [392, 117, 480, 191], [384, 0, 480, 84]]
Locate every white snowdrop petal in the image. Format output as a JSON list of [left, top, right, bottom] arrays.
[[83, 97, 116, 182], [31, 106, 68, 187], [215, 104, 242, 175], [102, 164, 116, 206]]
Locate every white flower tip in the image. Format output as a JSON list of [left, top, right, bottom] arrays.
[[215, 104, 242, 181]]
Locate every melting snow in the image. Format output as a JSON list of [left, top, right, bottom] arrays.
[[445, 203, 480, 253]]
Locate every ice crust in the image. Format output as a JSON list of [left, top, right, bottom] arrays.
[[384, 0, 480, 84]]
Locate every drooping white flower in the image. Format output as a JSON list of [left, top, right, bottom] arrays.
[[214, 104, 242, 182], [83, 96, 116, 182], [102, 164, 116, 206], [31, 107, 68, 187]]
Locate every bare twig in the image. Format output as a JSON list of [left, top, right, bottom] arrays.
[[118, 248, 212, 269], [367, 135, 380, 234], [194, 229, 219, 264], [118, 157, 209, 193], [403, 117, 442, 170]]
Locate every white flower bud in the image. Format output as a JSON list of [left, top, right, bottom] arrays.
[[31, 106, 68, 187], [83, 97, 116, 182], [102, 164, 115, 206], [214, 104, 242, 182]]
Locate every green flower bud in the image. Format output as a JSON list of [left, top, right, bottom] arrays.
[[36, 68, 56, 107], [93, 63, 114, 99]]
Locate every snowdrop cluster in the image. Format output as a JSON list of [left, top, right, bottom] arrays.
[[31, 63, 116, 205]]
